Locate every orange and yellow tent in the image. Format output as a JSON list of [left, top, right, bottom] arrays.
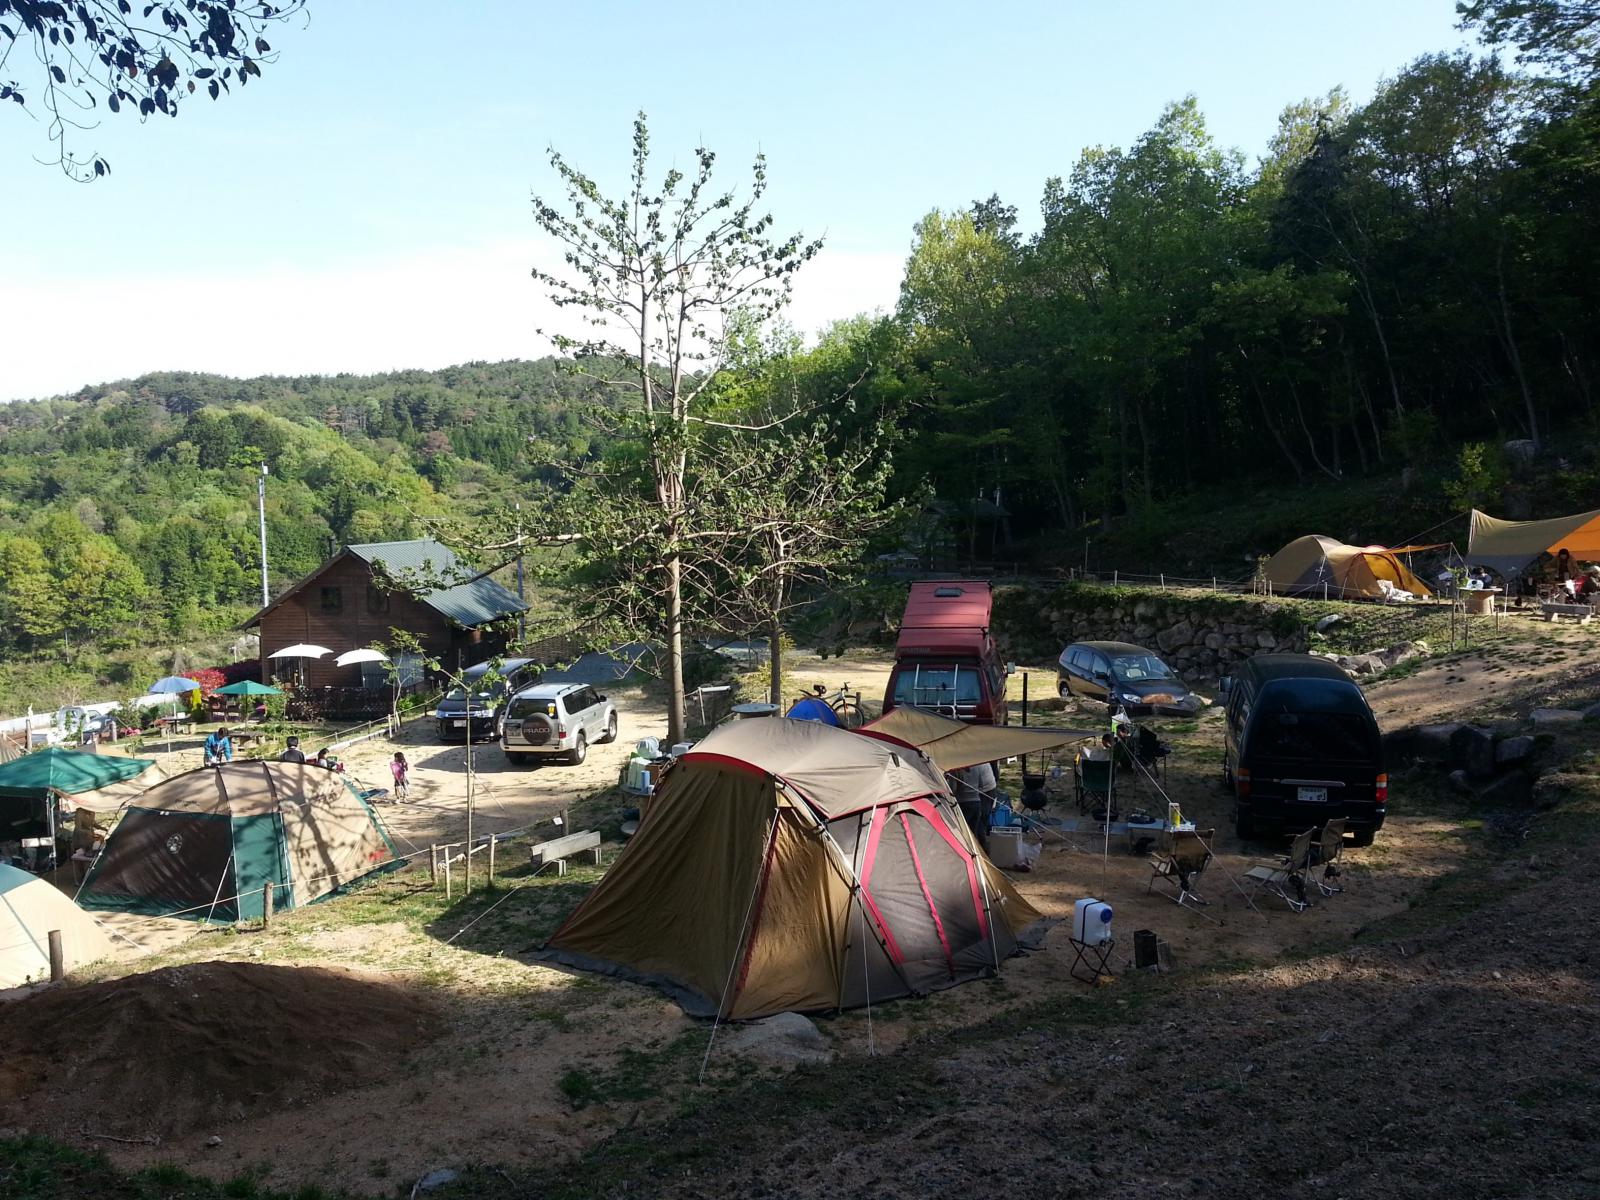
[[1263, 535, 1433, 600]]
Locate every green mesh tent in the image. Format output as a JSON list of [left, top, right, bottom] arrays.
[[80, 762, 398, 922]]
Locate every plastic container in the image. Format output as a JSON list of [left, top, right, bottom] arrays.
[[670, 741, 694, 757], [635, 736, 661, 758], [988, 826, 1024, 868], [1072, 897, 1114, 945]]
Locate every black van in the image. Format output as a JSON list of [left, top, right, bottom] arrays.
[[1220, 654, 1386, 846], [434, 657, 540, 742]]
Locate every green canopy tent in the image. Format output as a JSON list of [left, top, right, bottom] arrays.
[[215, 681, 282, 697], [0, 749, 162, 873]]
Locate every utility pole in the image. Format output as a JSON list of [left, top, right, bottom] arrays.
[[515, 502, 526, 641], [256, 462, 271, 607]]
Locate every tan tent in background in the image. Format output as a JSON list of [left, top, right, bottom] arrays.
[[1264, 535, 1434, 599], [79, 762, 398, 923], [859, 706, 1097, 771], [1468, 508, 1600, 578], [543, 718, 1043, 1020], [1, 862, 114, 988]]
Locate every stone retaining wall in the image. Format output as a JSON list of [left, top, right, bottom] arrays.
[[994, 584, 1308, 682]]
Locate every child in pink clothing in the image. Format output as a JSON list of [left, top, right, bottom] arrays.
[[390, 751, 410, 800]]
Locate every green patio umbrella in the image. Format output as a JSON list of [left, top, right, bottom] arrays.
[[215, 680, 282, 697]]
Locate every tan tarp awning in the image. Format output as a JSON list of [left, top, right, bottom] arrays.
[[68, 763, 171, 814], [859, 707, 1098, 772], [1469, 508, 1600, 574]]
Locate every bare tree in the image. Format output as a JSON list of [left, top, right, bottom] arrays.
[[529, 113, 820, 743]]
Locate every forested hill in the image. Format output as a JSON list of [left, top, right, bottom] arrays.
[[0, 359, 609, 645], [7, 33, 1600, 664]]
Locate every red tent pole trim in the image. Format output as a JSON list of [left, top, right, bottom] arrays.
[[857, 809, 908, 966], [899, 812, 955, 977], [909, 797, 989, 940], [677, 752, 768, 778]]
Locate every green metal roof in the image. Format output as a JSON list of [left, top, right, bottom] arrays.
[[348, 539, 528, 629], [0, 748, 157, 800]]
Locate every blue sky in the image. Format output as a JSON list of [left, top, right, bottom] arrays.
[[0, 0, 1470, 401]]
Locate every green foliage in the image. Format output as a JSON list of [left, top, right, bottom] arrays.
[[1443, 442, 1510, 510]]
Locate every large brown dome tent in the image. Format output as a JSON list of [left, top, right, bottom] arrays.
[[542, 718, 1045, 1020], [1263, 534, 1434, 599], [79, 762, 398, 923]]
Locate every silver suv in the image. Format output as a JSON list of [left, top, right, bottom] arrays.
[[501, 683, 618, 765]]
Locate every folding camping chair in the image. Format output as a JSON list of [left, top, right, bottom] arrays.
[[1074, 753, 1119, 821], [1243, 828, 1315, 912], [1311, 817, 1346, 897], [1147, 827, 1216, 920], [1134, 724, 1171, 780]]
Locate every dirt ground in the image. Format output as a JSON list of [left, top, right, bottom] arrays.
[[7, 632, 1599, 1196]]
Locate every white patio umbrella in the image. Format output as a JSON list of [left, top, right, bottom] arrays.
[[268, 644, 333, 659], [333, 648, 390, 667], [267, 644, 332, 691]]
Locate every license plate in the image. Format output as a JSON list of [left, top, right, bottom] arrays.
[[452, 720, 466, 728], [1298, 786, 1328, 803]]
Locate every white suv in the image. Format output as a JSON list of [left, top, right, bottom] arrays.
[[501, 683, 619, 766]]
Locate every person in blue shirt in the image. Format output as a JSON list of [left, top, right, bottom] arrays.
[[203, 727, 234, 766]]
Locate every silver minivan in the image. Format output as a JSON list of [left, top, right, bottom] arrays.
[[500, 683, 619, 765]]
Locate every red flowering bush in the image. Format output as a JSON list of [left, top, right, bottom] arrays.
[[191, 668, 227, 697]]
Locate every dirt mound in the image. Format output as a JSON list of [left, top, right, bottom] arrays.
[[0, 961, 442, 1139]]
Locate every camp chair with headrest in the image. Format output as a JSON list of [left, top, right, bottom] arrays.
[[1074, 753, 1119, 821], [1148, 827, 1216, 920], [1133, 724, 1171, 779], [1243, 828, 1315, 913], [1376, 579, 1414, 603], [1311, 818, 1346, 896]]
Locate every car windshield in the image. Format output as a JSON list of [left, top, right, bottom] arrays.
[[1253, 682, 1375, 762], [893, 666, 981, 707], [1110, 654, 1176, 683], [445, 684, 499, 701]]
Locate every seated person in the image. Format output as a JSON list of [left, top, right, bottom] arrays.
[[1580, 568, 1600, 600]]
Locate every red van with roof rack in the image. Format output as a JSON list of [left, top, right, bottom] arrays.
[[882, 580, 1009, 725]]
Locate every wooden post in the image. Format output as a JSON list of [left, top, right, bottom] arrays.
[[429, 844, 438, 885], [487, 834, 497, 891], [444, 850, 453, 901], [559, 808, 569, 833], [263, 881, 274, 929], [48, 929, 64, 982], [1160, 573, 1165, 589]]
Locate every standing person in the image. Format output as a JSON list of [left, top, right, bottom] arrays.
[[203, 727, 234, 766], [949, 761, 996, 851], [1557, 548, 1575, 582], [389, 751, 410, 800], [278, 735, 306, 764]]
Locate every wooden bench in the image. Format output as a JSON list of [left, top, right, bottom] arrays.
[[1541, 601, 1594, 625], [529, 829, 602, 875]]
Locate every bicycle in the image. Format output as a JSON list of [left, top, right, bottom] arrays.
[[798, 683, 867, 730]]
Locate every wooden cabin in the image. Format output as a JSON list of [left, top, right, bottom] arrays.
[[245, 539, 528, 689]]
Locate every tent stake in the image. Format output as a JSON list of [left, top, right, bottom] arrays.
[[263, 881, 274, 930]]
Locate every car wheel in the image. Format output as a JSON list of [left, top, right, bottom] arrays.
[[600, 712, 618, 743], [1349, 827, 1375, 848], [566, 733, 587, 766], [507, 752, 528, 765], [1234, 805, 1256, 840], [436, 723, 449, 741]]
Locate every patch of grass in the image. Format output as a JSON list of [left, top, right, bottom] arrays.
[[0, 1137, 334, 1200]]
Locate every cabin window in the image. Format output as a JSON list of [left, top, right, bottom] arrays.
[[365, 586, 390, 615], [319, 586, 343, 613]]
